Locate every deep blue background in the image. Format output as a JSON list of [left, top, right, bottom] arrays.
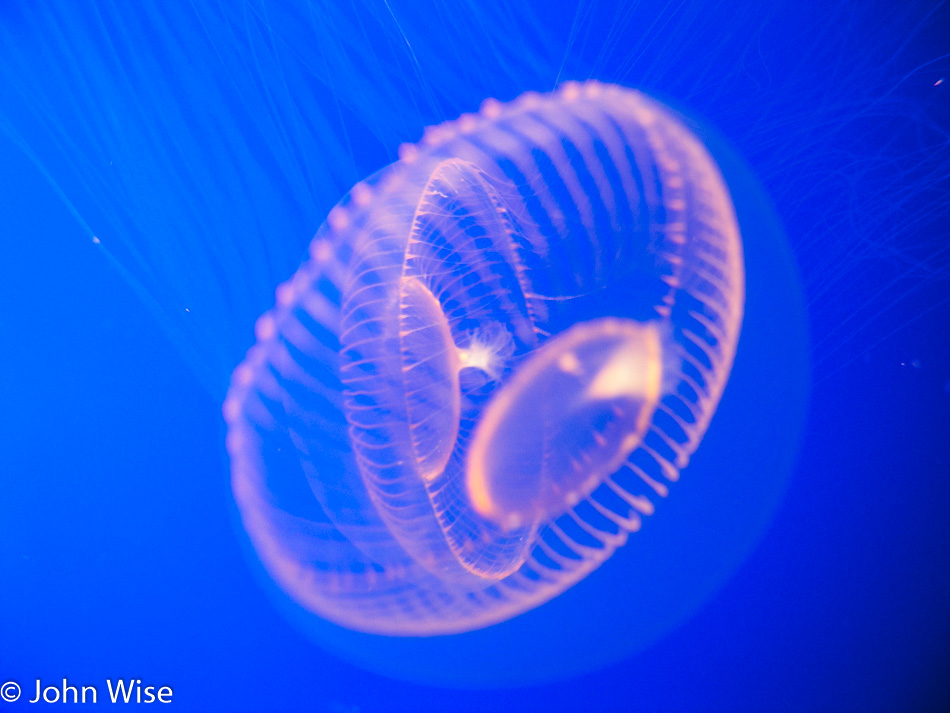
[[1, 1, 948, 711]]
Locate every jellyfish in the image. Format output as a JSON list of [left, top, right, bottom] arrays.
[[223, 82, 744, 635]]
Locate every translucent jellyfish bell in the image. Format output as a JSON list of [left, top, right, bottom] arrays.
[[225, 81, 744, 635]]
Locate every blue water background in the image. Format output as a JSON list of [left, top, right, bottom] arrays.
[[1, 1, 948, 710]]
